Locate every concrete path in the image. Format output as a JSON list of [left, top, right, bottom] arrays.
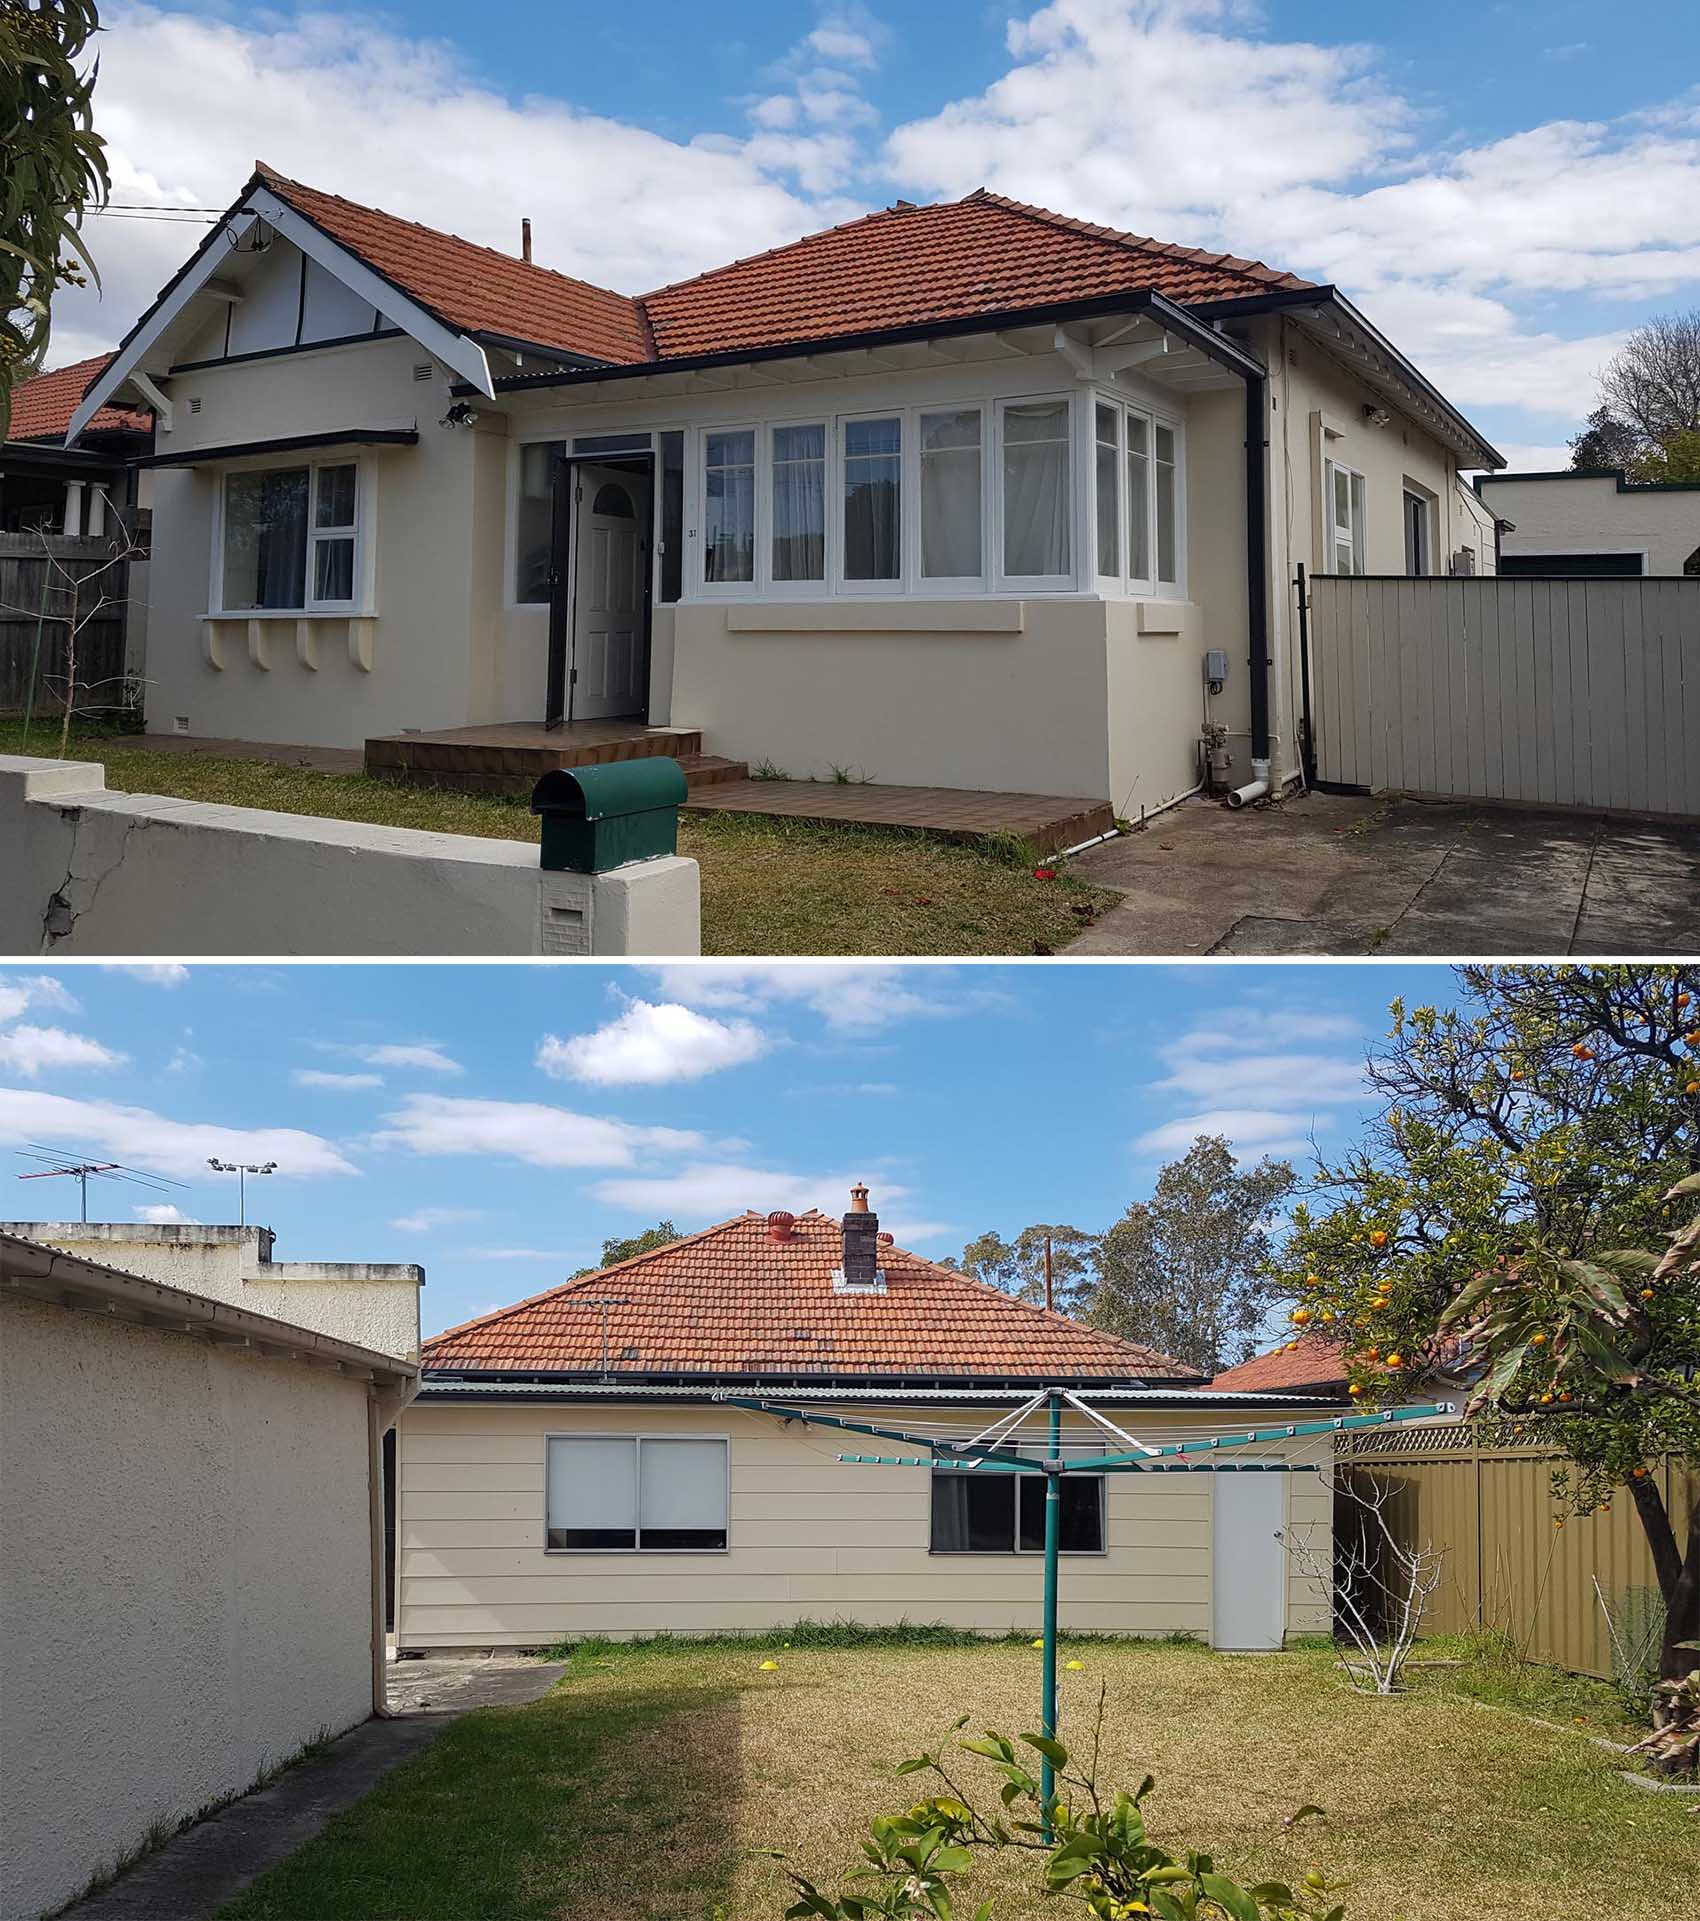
[[1067, 791, 1700, 955], [58, 1657, 565, 1921]]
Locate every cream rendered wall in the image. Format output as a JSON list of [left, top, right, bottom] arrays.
[[0, 1294, 374, 1921], [3, 1223, 423, 1362], [1104, 600, 1204, 819], [1478, 473, 1700, 575], [145, 333, 484, 749], [395, 1400, 1333, 1648]]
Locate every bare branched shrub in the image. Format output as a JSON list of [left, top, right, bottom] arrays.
[[2, 521, 147, 747]]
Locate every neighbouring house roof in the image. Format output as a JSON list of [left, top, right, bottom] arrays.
[[423, 1209, 1200, 1384], [9, 354, 151, 442], [1207, 1337, 1349, 1399]]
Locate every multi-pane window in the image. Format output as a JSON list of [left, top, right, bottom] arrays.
[[919, 408, 983, 580], [222, 463, 358, 612], [546, 1435, 728, 1552], [771, 423, 826, 583], [843, 416, 902, 581], [1001, 398, 1071, 579], [1094, 402, 1120, 578], [930, 1471, 1104, 1554], [1328, 460, 1367, 574], [704, 430, 757, 584], [1154, 424, 1178, 587], [1126, 413, 1151, 582]]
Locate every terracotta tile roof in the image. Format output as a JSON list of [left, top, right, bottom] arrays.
[[256, 164, 651, 365], [8, 354, 151, 441], [638, 189, 1315, 360], [1208, 1338, 1348, 1397], [423, 1209, 1198, 1381]]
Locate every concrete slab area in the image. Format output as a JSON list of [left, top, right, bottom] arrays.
[[57, 1657, 564, 1921], [1066, 791, 1700, 956]]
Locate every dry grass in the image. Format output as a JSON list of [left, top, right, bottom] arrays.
[[0, 721, 1121, 956], [215, 1640, 1700, 1921]]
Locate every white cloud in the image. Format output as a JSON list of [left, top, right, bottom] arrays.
[[0, 976, 77, 1024], [316, 1042, 460, 1075], [389, 1205, 483, 1232], [137, 1203, 197, 1224], [649, 963, 968, 1034], [0, 1088, 359, 1178], [165, 1044, 201, 1074], [0, 1026, 126, 1078], [1134, 1107, 1331, 1160], [105, 964, 189, 986], [538, 1000, 766, 1086], [593, 1160, 906, 1223], [294, 1069, 385, 1091], [373, 1094, 703, 1168]]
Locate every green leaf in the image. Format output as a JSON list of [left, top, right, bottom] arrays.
[[1197, 1872, 1262, 1921], [1020, 1733, 1070, 1768], [1248, 1884, 1296, 1905]]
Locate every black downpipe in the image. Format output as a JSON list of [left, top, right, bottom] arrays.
[[1294, 560, 1317, 786], [1244, 371, 1271, 764]]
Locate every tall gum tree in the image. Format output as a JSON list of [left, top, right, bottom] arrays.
[[1279, 966, 1700, 1682]]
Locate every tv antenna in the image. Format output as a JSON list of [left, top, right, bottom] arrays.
[[582, 1296, 632, 1375], [206, 1158, 277, 1228], [13, 1143, 190, 1225]]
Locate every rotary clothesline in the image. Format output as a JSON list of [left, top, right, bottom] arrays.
[[717, 1389, 1455, 1824]]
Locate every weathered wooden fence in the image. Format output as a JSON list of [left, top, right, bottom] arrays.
[[1340, 1422, 1696, 1680], [1305, 574, 1700, 820], [0, 533, 133, 720]]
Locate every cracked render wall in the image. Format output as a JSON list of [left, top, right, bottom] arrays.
[[0, 755, 700, 956]]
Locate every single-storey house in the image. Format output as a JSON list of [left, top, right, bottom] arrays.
[[1210, 1337, 1349, 1403], [1476, 468, 1700, 577], [4, 352, 152, 536], [0, 1226, 419, 1921], [399, 1191, 1334, 1654], [67, 165, 1501, 811]]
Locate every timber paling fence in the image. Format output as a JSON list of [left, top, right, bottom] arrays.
[[1306, 574, 1700, 820], [0, 533, 132, 720], [1340, 1422, 1697, 1681]]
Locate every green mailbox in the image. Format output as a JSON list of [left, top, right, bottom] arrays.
[[531, 757, 688, 873]]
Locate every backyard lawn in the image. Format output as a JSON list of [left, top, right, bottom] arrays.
[[214, 1637, 1698, 1921], [0, 722, 1121, 956]]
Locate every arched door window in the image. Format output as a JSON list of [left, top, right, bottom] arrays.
[[592, 482, 634, 518]]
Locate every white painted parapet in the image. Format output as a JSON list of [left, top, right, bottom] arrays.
[[0, 755, 700, 956]]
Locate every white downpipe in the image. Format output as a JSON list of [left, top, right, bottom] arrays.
[[1226, 756, 1271, 810]]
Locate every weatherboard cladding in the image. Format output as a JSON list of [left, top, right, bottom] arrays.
[[422, 1210, 1197, 1382]]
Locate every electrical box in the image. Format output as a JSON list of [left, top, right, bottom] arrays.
[[531, 757, 688, 874], [1204, 648, 1229, 684]]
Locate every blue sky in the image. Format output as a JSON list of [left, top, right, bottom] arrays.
[[55, 1, 1700, 470], [0, 961, 1461, 1337]]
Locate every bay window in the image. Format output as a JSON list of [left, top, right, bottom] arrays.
[[704, 429, 756, 584], [1106, 402, 1181, 594], [919, 407, 983, 581], [546, 1434, 728, 1552], [930, 1470, 1104, 1554], [1094, 402, 1120, 578], [1126, 414, 1151, 583], [843, 415, 902, 581], [1327, 459, 1367, 574], [221, 462, 359, 612], [771, 422, 826, 583], [1000, 397, 1070, 581], [1154, 423, 1178, 586]]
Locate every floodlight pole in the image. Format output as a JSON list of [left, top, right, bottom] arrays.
[[1041, 1389, 1062, 1832]]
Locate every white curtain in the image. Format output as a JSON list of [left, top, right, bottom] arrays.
[[1002, 400, 1070, 577], [844, 417, 901, 580], [920, 409, 982, 578], [705, 430, 755, 582], [771, 424, 825, 581], [1094, 402, 1119, 577]]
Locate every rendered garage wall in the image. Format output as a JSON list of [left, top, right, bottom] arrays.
[[0, 1295, 374, 1921], [395, 1399, 1332, 1648]]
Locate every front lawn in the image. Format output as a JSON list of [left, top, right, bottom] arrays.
[[0, 722, 1120, 956], [214, 1636, 1698, 1921]]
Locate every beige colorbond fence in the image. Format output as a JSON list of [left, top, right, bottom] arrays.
[[1305, 574, 1700, 820], [1342, 1427, 1697, 1680]]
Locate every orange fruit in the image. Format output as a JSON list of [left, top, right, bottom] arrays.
[[1531, 1331, 1547, 1346], [1641, 1287, 1655, 1301], [1370, 1230, 1388, 1248], [1554, 1518, 1565, 1530], [1540, 1392, 1554, 1405], [1385, 1352, 1404, 1368], [1686, 1081, 1699, 1096], [1678, 992, 1692, 1008], [1348, 1383, 1363, 1398], [1369, 1295, 1389, 1310], [1291, 1308, 1312, 1326], [1510, 1070, 1525, 1082]]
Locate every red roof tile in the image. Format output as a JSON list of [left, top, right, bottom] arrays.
[[256, 165, 651, 365], [8, 354, 151, 441], [639, 190, 1315, 360], [1208, 1338, 1348, 1396], [424, 1209, 1198, 1381]]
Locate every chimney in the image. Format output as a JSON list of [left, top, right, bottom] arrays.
[[521, 217, 532, 264], [837, 1184, 883, 1292]]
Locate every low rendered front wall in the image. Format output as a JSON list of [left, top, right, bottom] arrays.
[[0, 756, 700, 957], [0, 1296, 375, 1921], [396, 1399, 1331, 1649]]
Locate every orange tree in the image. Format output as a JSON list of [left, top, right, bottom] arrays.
[[1278, 965, 1700, 1682]]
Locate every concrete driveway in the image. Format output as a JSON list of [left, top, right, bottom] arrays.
[[1067, 791, 1700, 955]]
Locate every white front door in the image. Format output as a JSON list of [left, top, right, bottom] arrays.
[[1211, 1473, 1287, 1650], [572, 465, 649, 720]]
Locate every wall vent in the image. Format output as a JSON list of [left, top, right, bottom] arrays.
[[412, 362, 434, 382], [186, 397, 202, 415]]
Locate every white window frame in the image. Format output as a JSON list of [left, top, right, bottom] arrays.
[[912, 402, 990, 595], [211, 455, 370, 617], [1152, 416, 1182, 593], [765, 415, 831, 596], [543, 1432, 730, 1555], [1092, 398, 1123, 588], [993, 392, 1075, 594], [928, 1468, 1107, 1557], [698, 423, 760, 595], [1327, 458, 1368, 576], [1402, 484, 1434, 577], [836, 408, 905, 595], [1087, 392, 1187, 600]]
